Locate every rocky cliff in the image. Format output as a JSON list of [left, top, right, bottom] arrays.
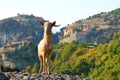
[[0, 41, 38, 71], [0, 14, 59, 47]]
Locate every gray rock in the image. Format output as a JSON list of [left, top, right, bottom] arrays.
[[3, 72, 90, 80], [0, 72, 9, 80]]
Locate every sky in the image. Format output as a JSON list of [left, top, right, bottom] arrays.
[[0, 0, 120, 33]]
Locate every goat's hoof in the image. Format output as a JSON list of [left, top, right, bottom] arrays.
[[40, 72, 45, 75], [48, 72, 51, 75]]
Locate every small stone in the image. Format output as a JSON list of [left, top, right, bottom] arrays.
[[23, 76, 29, 79], [50, 74, 54, 79]]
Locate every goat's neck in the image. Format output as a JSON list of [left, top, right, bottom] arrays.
[[43, 33, 52, 44]]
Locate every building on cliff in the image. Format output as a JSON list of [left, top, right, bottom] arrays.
[[59, 25, 91, 43]]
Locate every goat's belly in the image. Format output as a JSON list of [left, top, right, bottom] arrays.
[[38, 43, 53, 56], [38, 48, 53, 57]]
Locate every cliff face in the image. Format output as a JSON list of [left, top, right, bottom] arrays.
[[0, 41, 38, 70], [0, 14, 43, 47], [0, 14, 59, 47]]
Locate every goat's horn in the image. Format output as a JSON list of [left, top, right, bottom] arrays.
[[54, 24, 61, 27]]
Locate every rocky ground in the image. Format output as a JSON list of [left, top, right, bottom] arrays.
[[0, 72, 91, 80]]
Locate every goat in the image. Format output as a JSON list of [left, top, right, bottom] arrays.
[[38, 21, 60, 74]]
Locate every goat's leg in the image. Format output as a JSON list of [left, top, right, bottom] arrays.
[[44, 57, 48, 73], [39, 56, 43, 73], [46, 57, 50, 74], [43, 56, 47, 74]]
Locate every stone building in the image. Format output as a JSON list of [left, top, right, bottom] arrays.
[[59, 25, 91, 43], [63, 26, 75, 36]]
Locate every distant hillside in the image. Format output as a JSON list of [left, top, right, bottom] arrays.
[[59, 8, 120, 44], [0, 14, 59, 47]]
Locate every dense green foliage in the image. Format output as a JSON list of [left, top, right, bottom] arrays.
[[23, 31, 120, 79], [51, 41, 95, 75], [56, 32, 120, 80]]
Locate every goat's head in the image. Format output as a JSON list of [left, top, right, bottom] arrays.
[[40, 21, 60, 34]]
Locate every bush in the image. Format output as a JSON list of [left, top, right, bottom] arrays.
[[22, 63, 39, 73], [31, 63, 39, 73]]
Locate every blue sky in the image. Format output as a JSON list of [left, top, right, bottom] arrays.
[[0, 0, 120, 32]]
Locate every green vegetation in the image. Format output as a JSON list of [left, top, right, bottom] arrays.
[[23, 31, 120, 79], [51, 41, 95, 75], [23, 63, 40, 73]]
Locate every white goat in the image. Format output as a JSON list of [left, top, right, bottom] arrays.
[[38, 21, 60, 74]]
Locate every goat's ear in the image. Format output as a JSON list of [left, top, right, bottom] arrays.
[[40, 21, 44, 27], [52, 21, 56, 26]]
